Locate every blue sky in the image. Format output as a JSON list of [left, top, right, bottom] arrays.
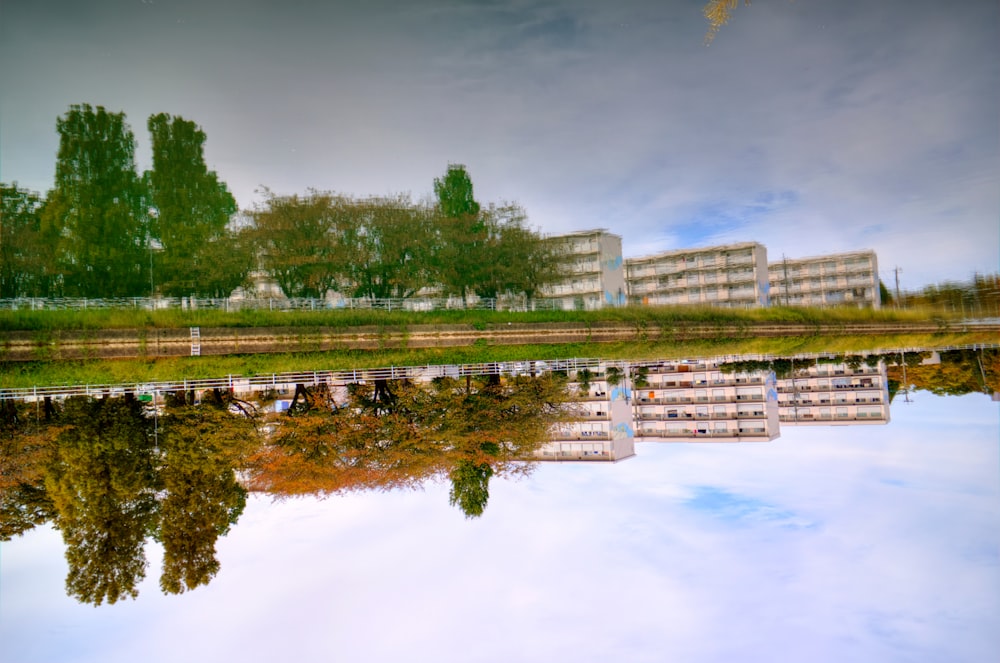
[[1, 0, 997, 288], [2, 390, 998, 663]]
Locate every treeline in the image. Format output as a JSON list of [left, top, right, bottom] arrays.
[[0, 104, 566, 301], [0, 372, 569, 604], [895, 273, 1000, 315]]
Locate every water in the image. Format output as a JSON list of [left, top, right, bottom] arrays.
[[1, 348, 997, 663]]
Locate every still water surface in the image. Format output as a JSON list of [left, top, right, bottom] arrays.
[[1, 347, 997, 663]]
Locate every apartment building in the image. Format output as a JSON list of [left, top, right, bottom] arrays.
[[541, 229, 627, 310], [630, 358, 781, 442], [535, 363, 636, 461], [625, 242, 770, 308], [776, 359, 890, 425], [769, 250, 881, 308]]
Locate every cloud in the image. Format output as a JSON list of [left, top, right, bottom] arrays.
[[0, 0, 996, 287]]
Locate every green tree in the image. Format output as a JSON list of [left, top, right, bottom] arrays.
[[879, 280, 893, 307], [0, 184, 58, 297], [250, 190, 351, 299], [145, 114, 244, 297], [448, 459, 493, 518], [343, 196, 437, 299], [432, 164, 485, 305], [46, 395, 158, 605], [156, 400, 256, 594], [44, 104, 148, 297], [473, 204, 568, 302]]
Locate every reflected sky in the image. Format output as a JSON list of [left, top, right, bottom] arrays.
[[2, 388, 997, 663]]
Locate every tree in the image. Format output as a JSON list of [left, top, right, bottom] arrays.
[[45, 395, 158, 605], [145, 114, 244, 297], [448, 460, 493, 518], [44, 104, 148, 297], [879, 280, 893, 307], [342, 196, 437, 299], [472, 204, 567, 302], [0, 400, 60, 540], [250, 373, 573, 518], [432, 164, 485, 304], [250, 190, 351, 299], [156, 401, 257, 594], [0, 184, 58, 297]]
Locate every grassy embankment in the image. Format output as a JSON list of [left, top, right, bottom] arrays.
[[0, 303, 956, 332], [2, 305, 990, 389]]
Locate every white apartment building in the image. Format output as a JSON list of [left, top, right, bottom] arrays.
[[535, 363, 636, 461], [541, 229, 627, 310], [769, 250, 881, 309], [630, 358, 781, 442], [776, 359, 890, 425], [625, 242, 771, 308]]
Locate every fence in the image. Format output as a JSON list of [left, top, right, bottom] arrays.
[[0, 296, 571, 313], [0, 357, 609, 402], [4, 344, 995, 402]]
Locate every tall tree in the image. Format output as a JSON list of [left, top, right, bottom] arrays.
[[432, 164, 485, 304], [250, 190, 351, 299], [343, 196, 437, 300], [156, 401, 255, 595], [0, 183, 57, 297], [0, 400, 59, 540], [448, 459, 493, 519], [45, 395, 158, 605], [145, 114, 245, 297], [44, 104, 148, 297]]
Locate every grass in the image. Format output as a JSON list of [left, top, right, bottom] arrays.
[[0, 304, 959, 332], [2, 330, 993, 390]]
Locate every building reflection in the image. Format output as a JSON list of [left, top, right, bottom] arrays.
[[0, 346, 993, 605]]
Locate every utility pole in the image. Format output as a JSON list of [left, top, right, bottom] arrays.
[[893, 266, 902, 308]]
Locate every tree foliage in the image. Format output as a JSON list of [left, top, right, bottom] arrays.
[[145, 113, 245, 297], [431, 165, 565, 303], [45, 395, 158, 605], [250, 190, 353, 298], [432, 164, 486, 304], [44, 104, 149, 297], [342, 196, 437, 299], [0, 184, 58, 297], [156, 400, 257, 594], [0, 400, 60, 540], [249, 373, 572, 518]]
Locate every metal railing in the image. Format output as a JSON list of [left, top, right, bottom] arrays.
[[0, 357, 608, 402]]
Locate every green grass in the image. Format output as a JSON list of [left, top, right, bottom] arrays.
[[0, 304, 958, 332], [2, 330, 992, 390]]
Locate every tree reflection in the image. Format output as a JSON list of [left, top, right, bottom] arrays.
[[247, 372, 571, 519], [4, 348, 992, 605], [45, 395, 157, 605], [156, 390, 256, 595], [0, 400, 59, 540]]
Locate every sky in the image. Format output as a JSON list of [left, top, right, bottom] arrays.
[[1, 0, 997, 289], [1, 389, 998, 663]]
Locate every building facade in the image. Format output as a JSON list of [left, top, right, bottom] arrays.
[[535, 363, 636, 461], [630, 358, 780, 442], [768, 250, 881, 308], [625, 242, 770, 308], [776, 358, 890, 425], [541, 229, 627, 310]]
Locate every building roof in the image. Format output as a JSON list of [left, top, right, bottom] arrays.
[[625, 241, 764, 264]]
